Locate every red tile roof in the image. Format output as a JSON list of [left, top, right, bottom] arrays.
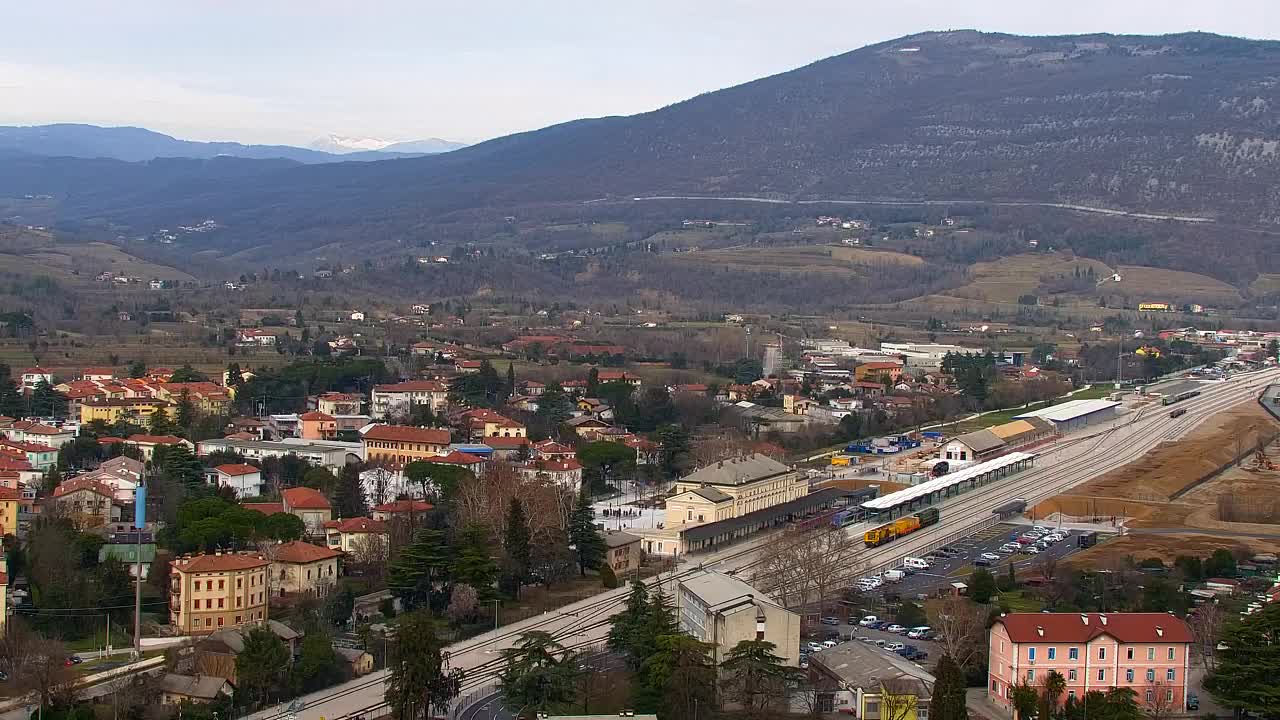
[[243, 502, 285, 516], [215, 463, 260, 477], [173, 552, 269, 573], [53, 476, 116, 499], [97, 437, 125, 445], [373, 380, 448, 393], [533, 440, 575, 455], [325, 517, 388, 534], [363, 424, 451, 445], [0, 486, 20, 500], [127, 434, 186, 445], [1, 440, 57, 453], [282, 486, 332, 510], [299, 411, 335, 421], [995, 613, 1194, 644], [273, 540, 342, 564], [428, 451, 486, 466], [373, 499, 434, 514], [10, 421, 65, 435]]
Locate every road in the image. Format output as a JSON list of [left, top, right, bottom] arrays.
[[245, 369, 1277, 720]]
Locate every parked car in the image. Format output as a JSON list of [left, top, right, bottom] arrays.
[[807, 641, 824, 652], [0, 669, 7, 681], [1186, 693, 1199, 711], [859, 616, 878, 626], [871, 621, 890, 630], [886, 624, 906, 634], [856, 636, 872, 643], [885, 642, 905, 651], [821, 616, 841, 625], [883, 570, 906, 583], [975, 557, 993, 567], [1032, 525, 1051, 533], [1016, 536, 1037, 544], [999, 543, 1020, 553], [823, 639, 838, 648], [907, 627, 931, 639], [980, 552, 1001, 562], [1022, 546, 1041, 555]]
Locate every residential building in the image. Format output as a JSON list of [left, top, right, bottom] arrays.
[[336, 647, 375, 677], [518, 457, 584, 491], [2, 421, 75, 448], [603, 530, 642, 575], [280, 486, 333, 536], [196, 437, 364, 470], [81, 367, 117, 382], [52, 476, 120, 528], [80, 456, 145, 502], [988, 613, 1194, 713], [324, 517, 390, 554], [299, 411, 338, 440], [458, 409, 526, 440], [564, 415, 611, 438], [485, 435, 532, 460], [361, 424, 451, 467], [237, 328, 277, 346], [19, 366, 53, 392], [127, 434, 194, 461], [270, 540, 341, 597], [316, 392, 363, 416], [158, 674, 234, 706], [155, 382, 232, 416], [665, 454, 807, 527], [214, 464, 265, 498], [0, 440, 58, 471], [854, 361, 905, 382], [425, 450, 488, 476], [99, 542, 156, 579], [808, 640, 935, 717], [0, 485, 18, 536], [169, 552, 270, 635], [371, 499, 434, 521], [675, 570, 801, 667], [371, 380, 449, 419]]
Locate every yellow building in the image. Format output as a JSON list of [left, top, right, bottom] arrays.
[[270, 541, 341, 598], [80, 397, 171, 425], [0, 561, 7, 635], [324, 517, 391, 554], [361, 424, 451, 466], [0, 485, 18, 537], [170, 552, 270, 635], [665, 454, 807, 526]]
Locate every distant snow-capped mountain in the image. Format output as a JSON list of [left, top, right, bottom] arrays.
[[308, 134, 467, 155]]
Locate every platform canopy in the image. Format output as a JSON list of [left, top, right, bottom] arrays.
[[860, 452, 1035, 511]]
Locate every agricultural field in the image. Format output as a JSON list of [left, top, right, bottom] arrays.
[[0, 241, 196, 283], [944, 252, 1114, 304], [1114, 265, 1244, 306], [672, 245, 918, 275]]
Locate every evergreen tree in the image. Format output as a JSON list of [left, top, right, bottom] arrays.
[[148, 406, 173, 435], [719, 639, 804, 717], [568, 492, 606, 576], [607, 580, 651, 669], [498, 632, 580, 714], [453, 524, 500, 601], [0, 367, 23, 418], [175, 390, 196, 430], [534, 383, 575, 430], [929, 655, 969, 720], [1206, 602, 1280, 715], [127, 360, 146, 378], [642, 634, 718, 720], [587, 367, 600, 396], [226, 362, 244, 389], [387, 529, 454, 611], [333, 463, 369, 518], [386, 611, 463, 720], [30, 379, 66, 418], [502, 498, 532, 597], [235, 626, 290, 708], [505, 362, 516, 400]]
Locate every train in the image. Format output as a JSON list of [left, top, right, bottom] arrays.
[[863, 507, 940, 547], [1169, 407, 1188, 419], [1161, 389, 1201, 406]]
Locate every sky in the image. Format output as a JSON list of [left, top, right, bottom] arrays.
[[2, 1, 1279, 148]]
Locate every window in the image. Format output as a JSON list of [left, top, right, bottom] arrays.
[[1126, 669, 1134, 682], [1146, 647, 1154, 660], [237, 578, 242, 589], [218, 579, 225, 590], [1068, 670, 1077, 682], [1069, 647, 1079, 660], [205, 599, 212, 609], [1166, 669, 1175, 682], [1166, 690, 1173, 703], [865, 702, 879, 715], [1168, 647, 1175, 660], [1099, 647, 1107, 660], [205, 618, 211, 627], [1026, 670, 1035, 682], [235, 615, 242, 624], [217, 617, 224, 627], [194, 580, 201, 591], [1067, 691, 1076, 700], [1097, 669, 1105, 682], [1145, 669, 1154, 682], [1145, 690, 1154, 703], [218, 598, 225, 609], [1048, 648, 1057, 660], [1126, 647, 1134, 660], [1028, 647, 1036, 661]]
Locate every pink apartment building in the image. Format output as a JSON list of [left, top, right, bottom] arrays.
[[988, 613, 1193, 715]]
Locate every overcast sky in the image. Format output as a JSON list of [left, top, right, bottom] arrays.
[[2, 1, 1278, 147]]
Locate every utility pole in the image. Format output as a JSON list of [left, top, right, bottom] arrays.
[[133, 482, 146, 659]]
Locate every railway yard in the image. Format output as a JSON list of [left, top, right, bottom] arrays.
[[239, 366, 1280, 720]]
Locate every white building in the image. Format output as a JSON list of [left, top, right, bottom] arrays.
[[676, 571, 801, 667], [214, 464, 265, 498], [196, 438, 364, 470]]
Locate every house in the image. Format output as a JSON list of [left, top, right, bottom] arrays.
[[126, 434, 194, 461], [170, 552, 269, 635], [80, 397, 171, 425], [52, 477, 120, 528], [156, 381, 232, 416], [664, 454, 806, 528], [675, 570, 801, 667], [603, 530, 642, 575], [158, 674, 234, 706], [521, 380, 546, 396], [518, 457, 584, 491], [620, 436, 662, 465], [370, 380, 449, 419], [854, 361, 904, 382], [532, 440, 576, 460], [596, 370, 641, 387], [458, 409, 527, 440], [943, 429, 1006, 463], [361, 424, 451, 467], [371, 499, 434, 521], [281, 486, 333, 536], [455, 360, 483, 374], [426, 450, 488, 475], [0, 485, 19, 537], [0, 440, 58, 471], [482, 435, 531, 460], [194, 620, 301, 682], [324, 517, 390, 554], [336, 647, 375, 677], [81, 367, 117, 382], [988, 613, 1194, 713], [237, 329, 277, 346], [808, 640, 934, 717], [299, 411, 338, 440], [3, 420, 75, 448], [270, 541, 341, 597], [19, 366, 53, 392], [79, 456, 145, 503], [214, 464, 265, 499], [99, 542, 156, 580], [564, 415, 611, 438], [316, 392, 363, 416], [349, 311, 366, 322], [410, 341, 436, 355], [576, 398, 614, 421]]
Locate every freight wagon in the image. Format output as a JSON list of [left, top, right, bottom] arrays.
[[862, 508, 941, 548]]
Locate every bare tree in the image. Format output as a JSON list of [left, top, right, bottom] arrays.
[[754, 525, 865, 616], [1141, 681, 1179, 720], [0, 622, 76, 709], [351, 533, 389, 579], [1187, 604, 1224, 672], [932, 595, 988, 668], [879, 677, 926, 720]]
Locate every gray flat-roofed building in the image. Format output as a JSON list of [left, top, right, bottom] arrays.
[[1014, 399, 1121, 433], [196, 437, 364, 469], [676, 570, 801, 667]]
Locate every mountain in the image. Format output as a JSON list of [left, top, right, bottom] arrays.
[[308, 134, 467, 155], [8, 31, 1280, 275], [0, 124, 439, 163], [381, 138, 469, 154]]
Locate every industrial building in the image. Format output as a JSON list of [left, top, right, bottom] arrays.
[[676, 570, 801, 667], [1014, 399, 1121, 433]]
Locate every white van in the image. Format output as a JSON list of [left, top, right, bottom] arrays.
[[903, 557, 930, 570], [883, 570, 906, 583], [859, 615, 878, 626]]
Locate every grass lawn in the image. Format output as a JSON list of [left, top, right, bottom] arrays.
[[1066, 385, 1115, 400], [996, 589, 1045, 613]]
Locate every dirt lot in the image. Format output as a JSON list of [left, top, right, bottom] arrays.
[[1039, 401, 1280, 561], [1066, 532, 1275, 569]]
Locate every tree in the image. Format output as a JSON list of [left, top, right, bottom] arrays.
[[1203, 548, 1237, 578], [333, 462, 369, 518], [404, 460, 473, 502], [169, 364, 208, 383], [0, 370, 23, 418], [528, 529, 577, 589], [577, 441, 636, 493], [502, 498, 532, 597], [0, 621, 75, 711], [756, 525, 864, 616], [932, 596, 987, 668], [929, 655, 968, 720], [386, 611, 464, 720], [127, 360, 147, 378], [290, 631, 345, 694], [642, 633, 717, 720], [506, 362, 516, 400], [895, 601, 927, 628], [1039, 670, 1066, 720], [599, 563, 619, 588], [324, 584, 356, 628], [969, 567, 997, 603], [446, 584, 480, 625], [1141, 682, 1179, 720], [1187, 604, 1224, 672], [452, 524, 499, 601], [608, 580, 652, 669], [719, 639, 804, 719], [236, 626, 290, 708], [498, 632, 581, 714], [587, 367, 600, 396], [655, 424, 692, 477], [534, 383, 575, 432], [263, 512, 305, 541], [147, 406, 174, 435], [880, 678, 926, 720], [175, 390, 196, 430], [1206, 602, 1280, 715], [30, 378, 67, 418], [387, 528, 453, 611], [1009, 682, 1039, 720], [568, 491, 606, 576]]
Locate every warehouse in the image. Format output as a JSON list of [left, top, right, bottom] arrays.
[[1014, 399, 1120, 433]]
